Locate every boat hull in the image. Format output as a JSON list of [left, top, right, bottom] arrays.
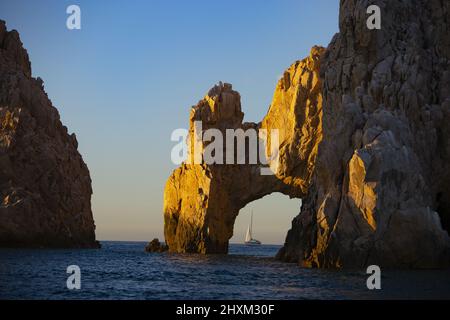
[[244, 240, 261, 245]]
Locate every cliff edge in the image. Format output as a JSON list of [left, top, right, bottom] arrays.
[[0, 20, 98, 248], [277, 0, 450, 268], [163, 0, 450, 268]]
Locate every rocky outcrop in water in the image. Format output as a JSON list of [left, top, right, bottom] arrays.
[[163, 0, 450, 268], [164, 48, 324, 253], [145, 238, 168, 253], [277, 0, 450, 268], [0, 20, 98, 248]]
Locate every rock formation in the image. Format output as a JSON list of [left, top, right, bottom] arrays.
[[0, 20, 98, 248], [277, 0, 450, 268], [164, 48, 324, 253], [163, 0, 450, 268], [145, 238, 168, 253]]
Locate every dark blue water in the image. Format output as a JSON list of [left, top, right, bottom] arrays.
[[1, 241, 450, 299]]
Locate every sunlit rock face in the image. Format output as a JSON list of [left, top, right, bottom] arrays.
[[278, 0, 450, 268], [165, 0, 450, 268], [163, 48, 324, 253], [0, 21, 98, 248]]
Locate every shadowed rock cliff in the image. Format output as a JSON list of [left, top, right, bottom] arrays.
[[0, 20, 98, 248], [163, 0, 450, 268], [277, 0, 450, 268]]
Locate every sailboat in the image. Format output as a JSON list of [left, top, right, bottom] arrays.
[[244, 210, 261, 245]]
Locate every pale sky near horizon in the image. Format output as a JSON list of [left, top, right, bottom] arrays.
[[0, 0, 339, 244]]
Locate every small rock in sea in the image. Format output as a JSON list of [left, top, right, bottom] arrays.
[[145, 238, 168, 253]]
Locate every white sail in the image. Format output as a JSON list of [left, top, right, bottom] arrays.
[[250, 210, 253, 236], [245, 225, 252, 242], [244, 210, 261, 245]]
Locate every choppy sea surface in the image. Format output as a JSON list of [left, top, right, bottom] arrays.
[[1, 241, 450, 300]]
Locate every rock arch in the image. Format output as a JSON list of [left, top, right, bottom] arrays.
[[163, 47, 324, 253], [164, 0, 450, 269]]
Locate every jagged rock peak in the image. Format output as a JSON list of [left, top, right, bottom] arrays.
[[0, 20, 31, 77], [0, 20, 98, 248]]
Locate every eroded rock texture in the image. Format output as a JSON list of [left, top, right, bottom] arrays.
[[164, 48, 324, 253], [0, 21, 98, 248], [278, 0, 450, 268], [164, 0, 450, 268]]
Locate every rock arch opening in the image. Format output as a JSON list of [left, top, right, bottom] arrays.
[[231, 193, 301, 247]]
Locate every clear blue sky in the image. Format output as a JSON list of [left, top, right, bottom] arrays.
[[0, 0, 339, 244]]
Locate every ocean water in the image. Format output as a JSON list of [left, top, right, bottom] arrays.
[[0, 241, 449, 300]]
